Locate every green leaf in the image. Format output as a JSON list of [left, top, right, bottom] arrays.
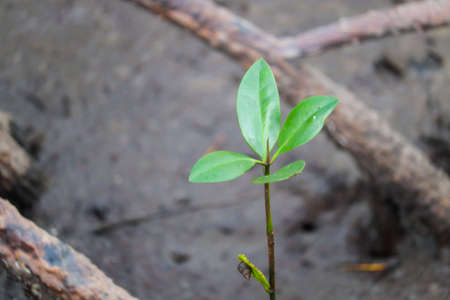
[[237, 59, 281, 161], [252, 160, 305, 184], [189, 151, 257, 183], [237, 254, 271, 293], [274, 95, 338, 159]]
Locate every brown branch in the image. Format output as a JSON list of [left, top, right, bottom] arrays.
[[126, 0, 294, 62], [0, 197, 138, 300], [128, 0, 450, 59], [0, 111, 46, 216], [0, 111, 30, 193], [298, 66, 450, 246], [281, 0, 450, 58], [126, 0, 450, 246]]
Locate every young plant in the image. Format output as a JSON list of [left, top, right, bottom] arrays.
[[189, 59, 338, 299]]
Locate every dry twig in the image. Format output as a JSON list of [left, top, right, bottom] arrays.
[[93, 201, 237, 235], [127, 0, 450, 59], [281, 0, 450, 58]]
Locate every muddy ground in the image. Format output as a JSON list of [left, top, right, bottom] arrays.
[[1, 0, 450, 299]]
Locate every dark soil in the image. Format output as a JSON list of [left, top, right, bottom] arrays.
[[1, 0, 449, 299]]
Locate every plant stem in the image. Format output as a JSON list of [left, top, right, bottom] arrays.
[[264, 156, 275, 299]]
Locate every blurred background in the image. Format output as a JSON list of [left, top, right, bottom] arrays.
[[0, 0, 449, 299]]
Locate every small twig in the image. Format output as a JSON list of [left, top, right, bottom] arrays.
[[280, 0, 450, 58], [339, 258, 400, 273], [93, 196, 256, 235]]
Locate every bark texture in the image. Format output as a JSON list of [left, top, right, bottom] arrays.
[[0, 197, 138, 300], [282, 0, 450, 58], [0, 111, 45, 216], [0, 111, 30, 193], [127, 0, 450, 245], [127, 0, 450, 59]]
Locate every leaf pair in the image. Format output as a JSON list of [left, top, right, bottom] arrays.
[[189, 59, 338, 184]]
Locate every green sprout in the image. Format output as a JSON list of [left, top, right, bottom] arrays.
[[189, 59, 338, 299]]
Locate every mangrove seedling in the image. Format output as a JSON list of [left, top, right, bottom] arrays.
[[189, 59, 338, 299]]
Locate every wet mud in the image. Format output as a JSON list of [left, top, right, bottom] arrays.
[[1, 0, 449, 299]]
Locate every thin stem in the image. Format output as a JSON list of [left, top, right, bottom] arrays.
[[264, 142, 275, 300], [256, 160, 268, 166], [270, 149, 280, 164]]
